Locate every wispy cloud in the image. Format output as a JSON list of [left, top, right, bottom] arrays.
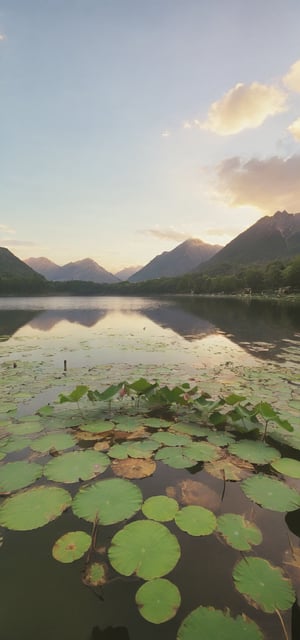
[[138, 226, 189, 242], [204, 226, 241, 238], [288, 117, 300, 141], [0, 239, 36, 247], [0, 224, 15, 234], [283, 60, 300, 93], [194, 82, 287, 135], [212, 154, 300, 212]]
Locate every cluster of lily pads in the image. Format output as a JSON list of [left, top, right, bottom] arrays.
[[1, 377, 300, 638]]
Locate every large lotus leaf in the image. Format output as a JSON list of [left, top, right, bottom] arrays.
[[206, 432, 235, 446], [175, 505, 216, 536], [108, 520, 180, 579], [183, 442, 221, 463], [233, 557, 295, 613], [155, 447, 197, 469], [228, 440, 280, 464], [142, 418, 171, 429], [177, 606, 263, 640], [1, 436, 33, 454], [44, 450, 110, 483], [108, 443, 131, 459], [7, 421, 44, 436], [142, 496, 179, 521], [109, 440, 158, 460], [136, 578, 181, 623], [72, 478, 142, 525], [0, 461, 43, 493], [171, 423, 209, 437], [52, 531, 91, 563], [271, 457, 300, 478], [77, 420, 115, 434], [150, 432, 191, 447], [241, 474, 300, 511], [111, 458, 156, 479], [217, 514, 262, 551], [30, 432, 77, 453], [113, 416, 143, 432], [82, 561, 108, 586], [0, 485, 71, 530], [205, 455, 253, 481]]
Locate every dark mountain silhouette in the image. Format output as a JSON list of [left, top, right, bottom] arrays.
[[0, 248, 45, 280], [196, 210, 300, 273], [25, 257, 119, 284], [129, 238, 222, 282]]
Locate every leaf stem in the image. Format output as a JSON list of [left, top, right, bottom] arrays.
[[275, 608, 289, 640]]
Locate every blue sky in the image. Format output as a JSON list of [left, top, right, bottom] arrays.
[[1, 0, 300, 272]]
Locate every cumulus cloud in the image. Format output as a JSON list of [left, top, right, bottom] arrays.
[[139, 227, 189, 242], [184, 83, 287, 135], [213, 154, 300, 212], [283, 60, 300, 93], [288, 117, 300, 141]]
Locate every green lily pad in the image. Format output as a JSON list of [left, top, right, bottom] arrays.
[[52, 531, 91, 563], [175, 505, 217, 536], [113, 416, 143, 432], [228, 440, 280, 464], [217, 514, 262, 551], [136, 578, 181, 623], [151, 432, 191, 446], [142, 496, 179, 522], [177, 606, 263, 639], [30, 432, 77, 453], [143, 418, 171, 429], [183, 442, 221, 463], [155, 447, 197, 469], [0, 461, 43, 493], [7, 421, 44, 436], [109, 440, 158, 460], [78, 420, 115, 434], [271, 458, 300, 478], [206, 432, 235, 446], [241, 474, 300, 511], [108, 520, 180, 579], [82, 562, 108, 586], [44, 450, 110, 483], [172, 423, 209, 437], [233, 557, 295, 613], [1, 436, 33, 454], [72, 478, 142, 525], [0, 486, 72, 530]]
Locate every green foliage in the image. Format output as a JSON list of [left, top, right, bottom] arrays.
[[233, 557, 295, 613]]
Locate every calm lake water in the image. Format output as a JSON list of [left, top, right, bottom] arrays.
[[1, 296, 300, 640]]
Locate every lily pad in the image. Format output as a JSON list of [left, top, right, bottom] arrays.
[[72, 477, 142, 525], [136, 578, 181, 623], [233, 557, 295, 613], [52, 531, 91, 563], [228, 440, 280, 464], [271, 457, 300, 478], [113, 416, 143, 432], [172, 422, 209, 437], [82, 561, 108, 586], [108, 520, 180, 579], [217, 514, 262, 551], [44, 450, 110, 483], [175, 505, 217, 536], [167, 480, 221, 511], [142, 496, 179, 521], [183, 441, 221, 463], [151, 432, 191, 447], [0, 461, 43, 493], [142, 418, 170, 429], [111, 457, 156, 478], [77, 420, 115, 434], [0, 485, 72, 530], [7, 421, 44, 436], [155, 447, 197, 469], [205, 455, 254, 481], [177, 606, 263, 639], [241, 474, 300, 511], [30, 432, 77, 453], [1, 436, 33, 454], [206, 432, 235, 446]]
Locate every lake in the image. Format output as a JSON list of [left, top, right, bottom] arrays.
[[0, 296, 300, 640]]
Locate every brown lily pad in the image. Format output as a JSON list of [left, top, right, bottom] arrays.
[[93, 441, 110, 452], [111, 458, 156, 479], [166, 479, 220, 512], [204, 454, 254, 481], [82, 561, 108, 587]]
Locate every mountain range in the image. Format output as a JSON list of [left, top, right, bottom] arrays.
[[2, 210, 300, 285]]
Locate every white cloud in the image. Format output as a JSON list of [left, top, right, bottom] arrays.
[[283, 60, 300, 93], [139, 226, 189, 241], [185, 82, 287, 136], [161, 130, 171, 137], [213, 154, 300, 212], [288, 117, 300, 141], [0, 224, 15, 234]]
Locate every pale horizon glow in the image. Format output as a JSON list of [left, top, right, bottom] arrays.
[[1, 1, 300, 273]]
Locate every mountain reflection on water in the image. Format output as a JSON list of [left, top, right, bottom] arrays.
[[0, 295, 299, 362]]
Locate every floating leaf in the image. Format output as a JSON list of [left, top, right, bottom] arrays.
[[241, 474, 300, 512], [77, 420, 115, 434], [0, 461, 43, 493], [44, 450, 110, 483], [217, 514, 262, 551], [30, 432, 76, 453], [205, 455, 254, 481], [136, 578, 181, 623], [72, 478, 142, 525], [142, 418, 170, 429], [206, 432, 235, 446], [111, 458, 156, 479], [142, 496, 179, 521], [52, 531, 91, 563], [7, 421, 44, 436], [155, 447, 197, 469], [171, 422, 209, 437], [177, 606, 263, 639], [183, 441, 221, 463], [108, 520, 180, 579], [271, 458, 300, 478], [82, 562, 108, 586], [0, 486, 71, 530], [168, 480, 221, 511], [1, 436, 33, 454], [175, 505, 216, 536], [228, 440, 280, 464], [233, 557, 295, 613], [151, 432, 191, 447], [113, 416, 143, 432]]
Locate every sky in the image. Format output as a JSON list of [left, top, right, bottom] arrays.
[[1, 0, 300, 273]]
